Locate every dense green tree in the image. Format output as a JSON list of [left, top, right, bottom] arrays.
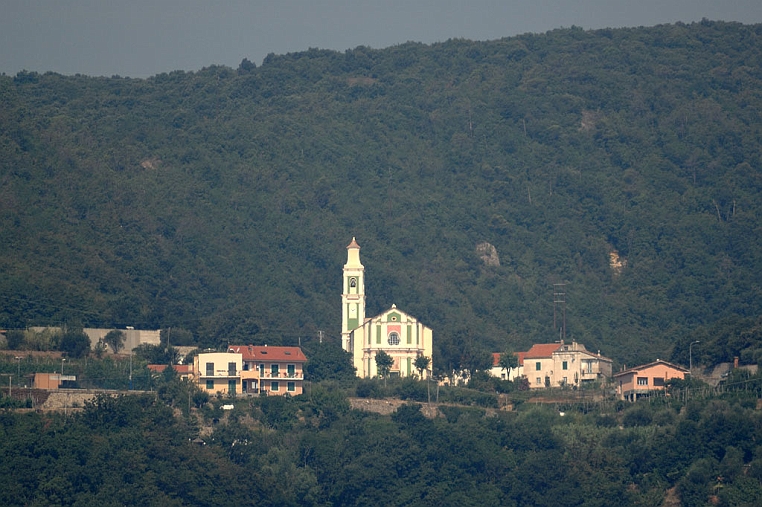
[[103, 329, 125, 354], [375, 350, 394, 382], [133, 343, 179, 364], [414, 354, 431, 378], [59, 330, 90, 358], [4, 330, 24, 350], [303, 343, 356, 382], [499, 351, 519, 379]]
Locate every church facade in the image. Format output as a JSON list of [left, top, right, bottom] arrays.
[[341, 238, 433, 378]]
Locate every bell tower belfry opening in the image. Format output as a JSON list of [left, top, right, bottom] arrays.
[[342, 237, 365, 352]]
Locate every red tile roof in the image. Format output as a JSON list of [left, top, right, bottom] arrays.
[[524, 343, 562, 359], [613, 359, 688, 377], [228, 345, 307, 363], [147, 364, 192, 374]]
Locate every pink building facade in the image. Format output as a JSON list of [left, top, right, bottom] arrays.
[[614, 360, 689, 401]]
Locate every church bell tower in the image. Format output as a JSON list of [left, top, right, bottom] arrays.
[[342, 237, 365, 352]]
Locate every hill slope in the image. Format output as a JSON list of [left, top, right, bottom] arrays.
[[1, 20, 762, 369]]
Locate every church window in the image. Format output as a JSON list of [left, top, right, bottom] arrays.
[[349, 277, 357, 288], [388, 332, 400, 345]]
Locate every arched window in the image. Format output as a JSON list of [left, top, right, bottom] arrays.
[[349, 277, 357, 288], [388, 332, 400, 346]]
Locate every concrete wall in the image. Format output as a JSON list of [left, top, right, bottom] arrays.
[[84, 328, 161, 352]]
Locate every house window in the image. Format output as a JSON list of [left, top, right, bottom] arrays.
[[206, 362, 214, 376], [206, 380, 214, 390], [388, 332, 400, 346], [271, 364, 279, 377], [536, 362, 541, 371], [287, 364, 295, 377], [562, 361, 568, 370], [653, 377, 665, 387], [536, 377, 542, 385], [228, 362, 237, 376], [288, 382, 295, 392], [271, 381, 279, 391], [243, 363, 249, 371], [228, 380, 236, 395], [637, 377, 648, 386], [258, 363, 265, 377]]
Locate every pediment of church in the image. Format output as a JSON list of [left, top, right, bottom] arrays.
[[365, 304, 420, 327]]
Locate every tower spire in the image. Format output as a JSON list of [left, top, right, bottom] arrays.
[[342, 237, 365, 353]]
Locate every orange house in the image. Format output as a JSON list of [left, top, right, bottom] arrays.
[[33, 373, 76, 390], [614, 360, 689, 401]]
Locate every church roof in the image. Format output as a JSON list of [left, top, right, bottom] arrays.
[[228, 345, 307, 363], [347, 237, 360, 249]]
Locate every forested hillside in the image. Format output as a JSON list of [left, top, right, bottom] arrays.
[[3, 384, 762, 506], [1, 20, 761, 369]]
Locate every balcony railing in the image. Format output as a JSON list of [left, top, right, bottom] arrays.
[[199, 370, 240, 379], [258, 371, 304, 379], [201, 369, 303, 380]]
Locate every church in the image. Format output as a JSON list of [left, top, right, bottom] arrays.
[[341, 238, 433, 378]]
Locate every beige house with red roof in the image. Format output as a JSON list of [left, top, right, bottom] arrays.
[[192, 346, 307, 396], [228, 344, 307, 396], [524, 341, 613, 389], [613, 360, 688, 401], [341, 238, 434, 379]]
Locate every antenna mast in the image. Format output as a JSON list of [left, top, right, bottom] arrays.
[[553, 283, 566, 341]]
